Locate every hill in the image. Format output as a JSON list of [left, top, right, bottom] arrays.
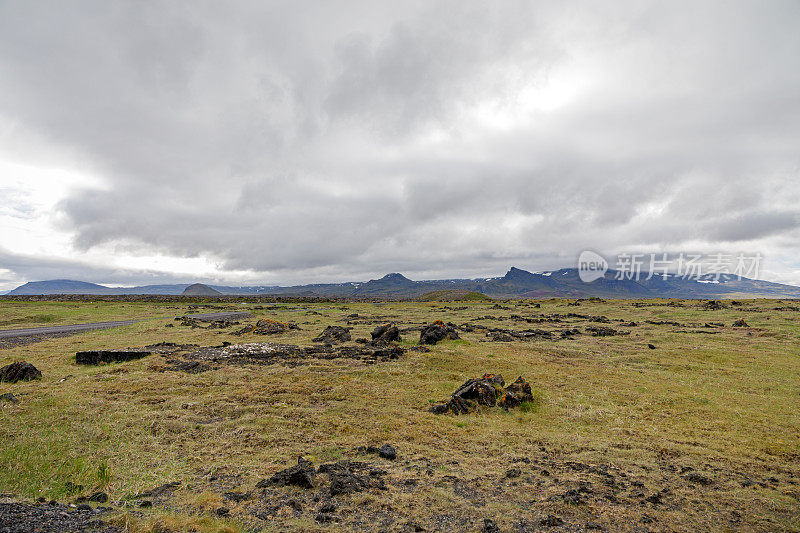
[[181, 283, 222, 296]]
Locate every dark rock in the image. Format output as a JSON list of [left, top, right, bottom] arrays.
[[315, 512, 335, 523], [540, 515, 564, 527], [313, 326, 351, 344], [287, 499, 303, 512], [0, 361, 42, 382], [131, 481, 180, 499], [215, 507, 230, 517], [88, 492, 108, 503], [138, 500, 152, 508], [481, 518, 501, 533], [644, 492, 663, 504], [64, 482, 83, 494], [75, 504, 92, 512], [0, 501, 117, 531], [562, 489, 585, 504], [430, 374, 534, 415], [75, 350, 151, 365], [257, 457, 315, 489], [585, 326, 628, 337], [0, 392, 19, 403], [318, 502, 336, 513], [505, 468, 522, 479], [371, 323, 401, 344], [683, 472, 714, 485], [379, 444, 397, 460], [222, 491, 251, 502], [499, 376, 534, 409], [419, 321, 460, 345], [648, 344, 656, 349], [732, 319, 749, 327], [320, 460, 387, 496], [238, 319, 300, 335]]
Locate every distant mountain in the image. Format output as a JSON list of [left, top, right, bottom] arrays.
[[6, 267, 800, 299], [182, 283, 222, 296], [8, 279, 120, 295]]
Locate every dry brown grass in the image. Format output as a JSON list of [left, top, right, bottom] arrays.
[[1, 298, 798, 531]]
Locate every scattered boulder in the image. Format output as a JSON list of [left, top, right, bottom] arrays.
[[205, 319, 239, 329], [378, 444, 397, 460], [371, 323, 401, 345], [585, 326, 628, 337], [254, 319, 300, 335], [76, 350, 151, 365], [683, 472, 714, 485], [319, 461, 387, 496], [482, 518, 502, 533], [257, 457, 315, 489], [429, 374, 534, 415], [131, 481, 181, 500], [87, 491, 108, 503], [0, 361, 42, 383], [420, 320, 460, 345], [732, 319, 749, 327], [0, 392, 19, 403], [313, 326, 351, 344], [540, 515, 564, 527]]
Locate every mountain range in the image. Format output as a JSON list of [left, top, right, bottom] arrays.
[[5, 267, 800, 299]]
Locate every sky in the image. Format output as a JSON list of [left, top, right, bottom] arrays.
[[1, 0, 799, 291]]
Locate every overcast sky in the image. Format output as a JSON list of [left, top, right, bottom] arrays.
[[1, 1, 799, 290]]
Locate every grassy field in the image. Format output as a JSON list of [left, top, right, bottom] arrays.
[[0, 298, 798, 532]]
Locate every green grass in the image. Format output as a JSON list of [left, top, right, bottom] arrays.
[[1, 298, 799, 531]]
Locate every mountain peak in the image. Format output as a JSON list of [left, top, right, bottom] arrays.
[[380, 273, 411, 282], [503, 266, 535, 280]]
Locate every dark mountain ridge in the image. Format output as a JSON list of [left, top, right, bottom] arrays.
[[6, 268, 800, 299]]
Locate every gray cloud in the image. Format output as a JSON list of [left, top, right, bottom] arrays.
[[1, 0, 799, 287]]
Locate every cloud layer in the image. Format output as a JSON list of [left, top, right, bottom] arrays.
[[1, 1, 799, 289]]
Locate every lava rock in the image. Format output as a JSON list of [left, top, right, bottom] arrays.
[[0, 361, 42, 383], [378, 444, 397, 460], [75, 350, 151, 365], [371, 323, 401, 345], [319, 460, 387, 496], [419, 321, 460, 345], [87, 492, 108, 503], [540, 515, 564, 527], [0, 392, 19, 403], [732, 319, 750, 327], [430, 374, 534, 415], [683, 472, 714, 485], [482, 518, 502, 532], [313, 326, 352, 344], [257, 457, 315, 489]]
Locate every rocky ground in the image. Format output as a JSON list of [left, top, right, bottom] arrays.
[[0, 298, 798, 531], [0, 499, 118, 532]]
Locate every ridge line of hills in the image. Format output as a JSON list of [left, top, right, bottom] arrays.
[[5, 267, 800, 299]]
